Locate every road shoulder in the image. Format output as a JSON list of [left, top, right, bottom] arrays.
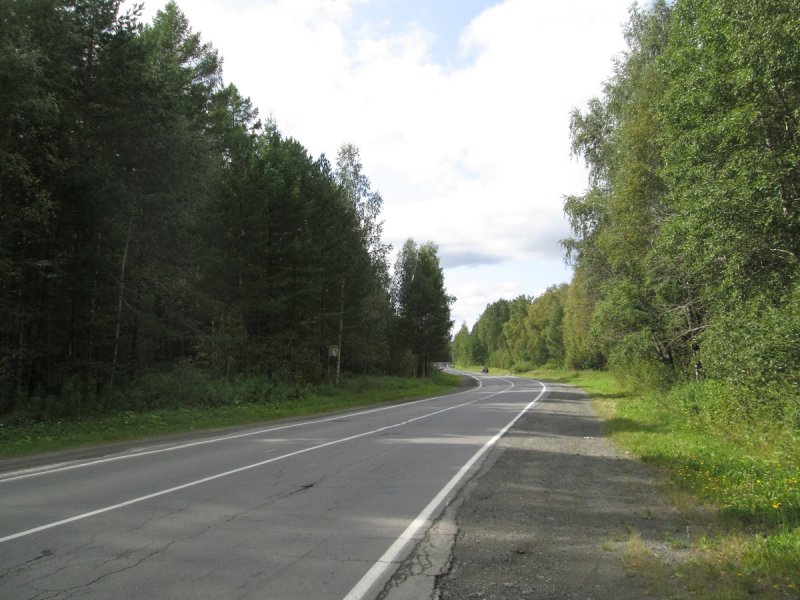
[[382, 381, 688, 600]]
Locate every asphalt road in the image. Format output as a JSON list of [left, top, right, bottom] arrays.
[[0, 373, 548, 600]]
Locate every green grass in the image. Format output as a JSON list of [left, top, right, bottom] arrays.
[[602, 383, 799, 598], [0, 370, 462, 459], [458, 364, 800, 598], [459, 363, 621, 396]]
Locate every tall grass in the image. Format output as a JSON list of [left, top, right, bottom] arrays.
[[592, 378, 798, 597]]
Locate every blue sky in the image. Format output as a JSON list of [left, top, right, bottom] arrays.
[[352, 0, 498, 68], [140, 0, 634, 329]]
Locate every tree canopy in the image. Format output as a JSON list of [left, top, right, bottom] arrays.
[[392, 240, 454, 377], [460, 0, 799, 425], [0, 0, 454, 418]]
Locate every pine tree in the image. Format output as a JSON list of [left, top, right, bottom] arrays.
[[393, 240, 454, 377]]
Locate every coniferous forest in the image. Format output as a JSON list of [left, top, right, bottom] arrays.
[[0, 0, 454, 418], [454, 0, 799, 429]]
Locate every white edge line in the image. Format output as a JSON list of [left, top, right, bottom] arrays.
[[342, 380, 547, 600], [0, 376, 485, 483], [0, 381, 496, 545]]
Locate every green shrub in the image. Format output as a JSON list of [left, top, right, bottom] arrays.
[[700, 287, 800, 426], [608, 331, 674, 390]]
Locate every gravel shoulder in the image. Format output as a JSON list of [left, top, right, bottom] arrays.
[[382, 380, 689, 600]]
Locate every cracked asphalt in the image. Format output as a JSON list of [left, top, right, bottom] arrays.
[[0, 374, 549, 600], [0, 376, 683, 599], [380, 381, 688, 600]]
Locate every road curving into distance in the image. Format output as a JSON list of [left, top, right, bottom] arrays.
[[0, 372, 548, 600]]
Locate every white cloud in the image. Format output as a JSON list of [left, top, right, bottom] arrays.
[[140, 0, 631, 328]]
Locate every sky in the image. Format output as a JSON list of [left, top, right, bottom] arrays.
[[138, 0, 634, 330]]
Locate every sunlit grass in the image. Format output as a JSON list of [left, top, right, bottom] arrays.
[[457, 363, 624, 397], [594, 381, 798, 597]]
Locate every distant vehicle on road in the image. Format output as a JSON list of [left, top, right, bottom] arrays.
[[481, 366, 489, 373]]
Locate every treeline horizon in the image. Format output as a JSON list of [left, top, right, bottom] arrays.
[[454, 0, 799, 427], [0, 0, 454, 418]]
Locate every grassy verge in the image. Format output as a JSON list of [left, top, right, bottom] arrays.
[[0, 370, 461, 459], [459, 364, 800, 598]]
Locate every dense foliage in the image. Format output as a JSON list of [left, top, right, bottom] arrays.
[[0, 0, 453, 418], [459, 0, 799, 427], [392, 240, 454, 377], [451, 286, 567, 372]]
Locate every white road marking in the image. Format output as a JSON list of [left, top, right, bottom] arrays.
[[0, 379, 510, 545], [342, 379, 548, 600], [0, 378, 484, 483]]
